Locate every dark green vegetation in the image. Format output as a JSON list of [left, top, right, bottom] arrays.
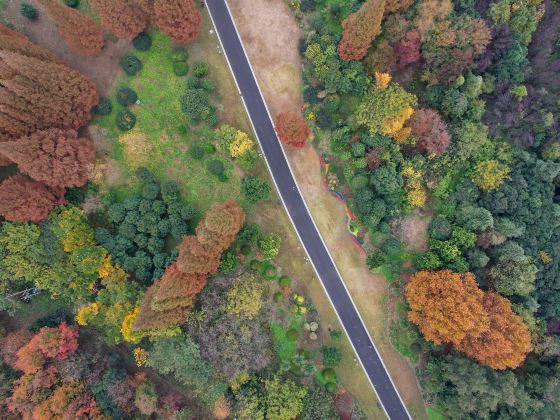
[[295, 0, 560, 417]]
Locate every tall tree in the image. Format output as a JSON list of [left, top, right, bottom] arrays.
[[457, 292, 532, 369], [406, 270, 489, 345], [338, 0, 387, 61], [0, 24, 58, 62], [0, 174, 64, 223], [195, 200, 245, 252], [90, 0, 148, 40], [275, 111, 311, 148], [0, 129, 95, 188], [150, 262, 207, 312], [37, 0, 105, 55], [175, 235, 222, 275], [408, 108, 450, 155], [394, 29, 421, 69], [0, 51, 99, 139], [153, 0, 201, 43]]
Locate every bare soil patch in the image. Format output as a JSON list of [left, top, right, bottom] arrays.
[[3, 0, 130, 95], [392, 209, 431, 253]]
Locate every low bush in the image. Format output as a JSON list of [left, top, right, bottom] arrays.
[[286, 329, 299, 341], [173, 62, 189, 77], [171, 48, 188, 62], [132, 32, 152, 51], [63, 0, 79, 7], [121, 55, 142, 76], [116, 110, 136, 131], [207, 159, 225, 177], [240, 243, 252, 256], [249, 259, 261, 271], [192, 62, 209, 78], [116, 88, 138, 106], [189, 143, 205, 160], [273, 291, 284, 303], [94, 97, 113, 115], [278, 275, 292, 288], [20, 3, 38, 19], [325, 382, 337, 393], [201, 79, 216, 92], [322, 368, 337, 382]]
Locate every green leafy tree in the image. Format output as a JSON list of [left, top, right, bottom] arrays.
[[262, 376, 307, 420], [259, 233, 281, 259], [242, 176, 271, 204]]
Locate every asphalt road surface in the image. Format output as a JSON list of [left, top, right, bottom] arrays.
[[206, 1, 411, 419]]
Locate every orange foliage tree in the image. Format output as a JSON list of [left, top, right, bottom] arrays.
[[406, 270, 489, 345], [0, 129, 95, 189], [153, 0, 201, 43], [406, 270, 532, 369], [0, 51, 99, 139], [457, 292, 533, 369], [0, 174, 65, 223], [135, 201, 245, 332], [90, 0, 148, 40], [275, 110, 311, 148], [37, 0, 105, 55], [385, 0, 414, 13], [0, 23, 59, 62], [338, 0, 386, 61]]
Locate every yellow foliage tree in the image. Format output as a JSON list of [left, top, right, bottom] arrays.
[[229, 130, 254, 158], [375, 71, 392, 88], [75, 302, 99, 326], [133, 347, 148, 367], [121, 308, 147, 344], [226, 272, 264, 320], [118, 130, 153, 168], [472, 160, 510, 191]]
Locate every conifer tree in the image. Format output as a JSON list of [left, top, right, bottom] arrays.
[[0, 129, 95, 188], [37, 0, 105, 55], [90, 0, 148, 40]]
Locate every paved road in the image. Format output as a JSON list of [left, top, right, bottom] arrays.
[[206, 1, 411, 419]]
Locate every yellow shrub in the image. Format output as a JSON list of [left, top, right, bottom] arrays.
[[407, 188, 427, 207], [121, 308, 146, 344], [118, 130, 153, 168], [375, 72, 392, 88], [76, 302, 99, 326], [133, 348, 148, 367], [382, 107, 414, 138], [538, 250, 553, 265], [472, 160, 510, 191], [229, 130, 254, 158]]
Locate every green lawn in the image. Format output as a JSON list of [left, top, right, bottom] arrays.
[[94, 31, 246, 211]]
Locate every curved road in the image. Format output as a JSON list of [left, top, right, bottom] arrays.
[[206, 1, 411, 419]]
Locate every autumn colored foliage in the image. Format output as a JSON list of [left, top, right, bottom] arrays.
[[275, 110, 311, 148], [338, 0, 386, 61], [0, 51, 99, 139], [0, 24, 59, 62], [153, 0, 201, 43], [90, 0, 148, 40], [385, 0, 415, 13], [0, 174, 65, 223], [406, 270, 532, 369], [37, 0, 105, 55], [394, 29, 421, 69], [0, 129, 95, 188], [408, 108, 450, 155], [134, 201, 244, 332]]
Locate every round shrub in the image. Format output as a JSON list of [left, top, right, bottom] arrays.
[[192, 62, 209, 78], [133, 32, 152, 51], [20, 3, 38, 19], [286, 329, 299, 341], [173, 62, 189, 77], [322, 368, 337, 382], [201, 142, 216, 154], [179, 88, 210, 120], [142, 183, 160, 200], [116, 87, 138, 106], [207, 114, 218, 128], [186, 76, 200, 89], [176, 124, 188, 135], [273, 291, 284, 303], [240, 243, 252, 256], [189, 142, 204, 159], [325, 382, 337, 393], [207, 159, 225, 177], [428, 216, 453, 240], [171, 49, 188, 62], [63, 0, 79, 7], [201, 79, 216, 92], [249, 259, 261, 271], [121, 55, 142, 76], [116, 110, 136, 131], [366, 250, 386, 271], [135, 167, 155, 183], [93, 97, 112, 115], [278, 275, 292, 288], [260, 262, 277, 280]]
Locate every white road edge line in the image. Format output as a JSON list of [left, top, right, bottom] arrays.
[[205, 2, 411, 419]]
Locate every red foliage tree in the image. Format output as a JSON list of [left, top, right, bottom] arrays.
[[151, 262, 208, 311], [175, 235, 222, 275], [385, 0, 414, 13], [338, 0, 386, 61], [0, 174, 65, 223], [408, 108, 450, 155], [0, 129, 95, 188], [37, 0, 104, 55], [135, 0, 155, 22], [90, 0, 148, 40], [394, 29, 421, 69], [196, 200, 245, 251], [366, 149, 380, 169], [0, 24, 59, 62], [153, 0, 201, 43], [13, 338, 45, 374], [0, 51, 99, 139], [275, 111, 311, 148], [35, 322, 79, 361]]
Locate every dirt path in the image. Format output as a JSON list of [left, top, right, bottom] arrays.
[[2, 0, 130, 95], [229, 0, 426, 417]]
